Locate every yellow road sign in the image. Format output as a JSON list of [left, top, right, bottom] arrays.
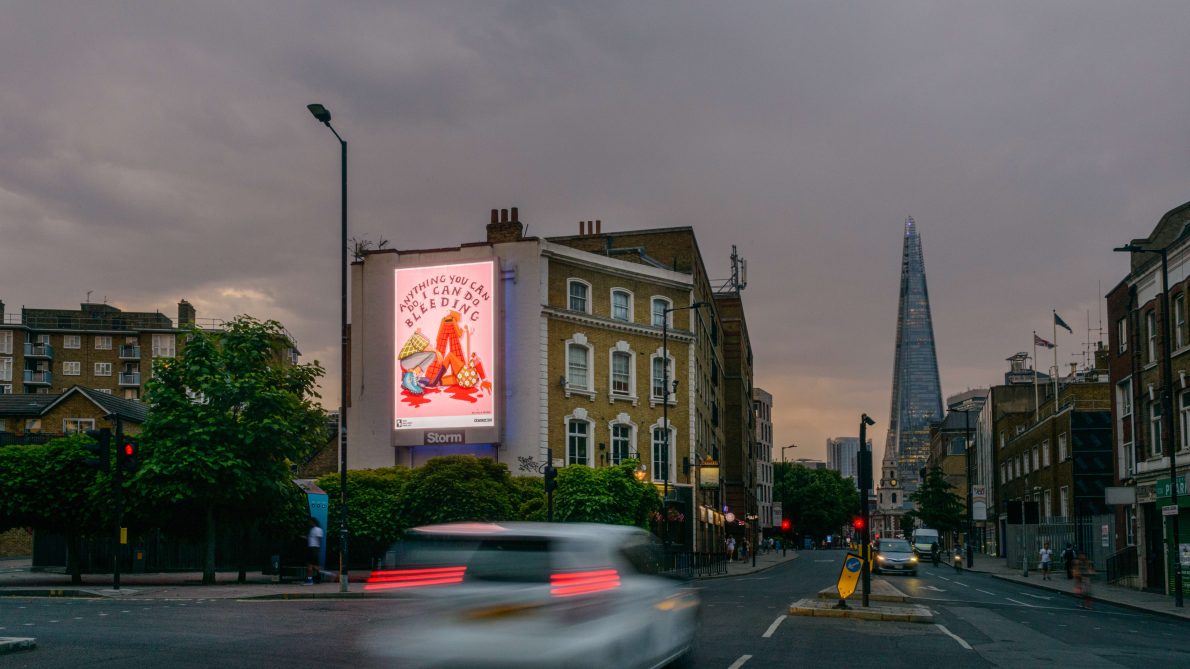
[[837, 552, 863, 600]]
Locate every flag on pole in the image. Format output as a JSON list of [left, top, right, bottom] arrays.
[[1034, 333, 1055, 349], [1054, 312, 1072, 333]]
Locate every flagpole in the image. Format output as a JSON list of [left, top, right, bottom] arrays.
[[1033, 332, 1040, 423], [1053, 310, 1059, 413]]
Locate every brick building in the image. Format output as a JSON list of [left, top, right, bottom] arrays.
[[349, 208, 754, 551], [0, 300, 203, 401], [0, 385, 147, 440]]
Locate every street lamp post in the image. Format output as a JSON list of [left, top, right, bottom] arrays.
[[781, 444, 798, 464], [859, 414, 875, 608], [958, 404, 977, 568], [661, 301, 707, 555], [307, 103, 350, 593], [1116, 242, 1183, 607]]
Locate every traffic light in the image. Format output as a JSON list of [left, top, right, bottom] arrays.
[[84, 428, 111, 471], [544, 465, 558, 493], [852, 517, 864, 530], [780, 518, 792, 533], [117, 437, 139, 473]]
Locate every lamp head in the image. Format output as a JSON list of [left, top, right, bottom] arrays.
[[307, 103, 332, 125], [862, 413, 875, 426]]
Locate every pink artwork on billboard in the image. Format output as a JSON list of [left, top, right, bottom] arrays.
[[394, 261, 496, 430]]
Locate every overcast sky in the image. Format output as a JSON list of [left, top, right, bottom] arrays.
[[3, 1, 1189, 465]]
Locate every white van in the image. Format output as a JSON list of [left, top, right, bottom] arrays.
[[911, 528, 940, 556]]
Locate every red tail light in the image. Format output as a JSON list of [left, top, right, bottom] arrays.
[[550, 569, 621, 597], [365, 566, 467, 591]]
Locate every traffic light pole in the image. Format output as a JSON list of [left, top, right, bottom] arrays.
[[113, 416, 123, 591], [545, 448, 556, 522], [859, 414, 875, 608]]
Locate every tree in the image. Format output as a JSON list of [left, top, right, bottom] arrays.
[[400, 455, 519, 527], [316, 467, 411, 563], [907, 467, 964, 535], [773, 463, 859, 540], [135, 316, 327, 584], [552, 462, 661, 527], [0, 436, 109, 584]]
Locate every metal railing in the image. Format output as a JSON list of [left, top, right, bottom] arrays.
[[662, 550, 729, 578], [119, 372, 141, 386], [23, 370, 51, 384], [1106, 545, 1139, 584], [119, 345, 141, 359], [24, 342, 53, 358]]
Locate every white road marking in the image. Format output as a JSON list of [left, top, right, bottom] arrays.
[[1018, 592, 1052, 600], [977, 589, 996, 595], [727, 654, 753, 669], [922, 585, 945, 591], [954, 582, 969, 588], [1005, 598, 1036, 607], [938, 575, 951, 581], [935, 624, 972, 650], [762, 615, 787, 638]]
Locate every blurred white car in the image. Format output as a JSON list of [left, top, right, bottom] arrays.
[[358, 522, 700, 669]]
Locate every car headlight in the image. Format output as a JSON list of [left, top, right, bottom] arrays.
[[877, 555, 886, 561], [909, 556, 918, 563]]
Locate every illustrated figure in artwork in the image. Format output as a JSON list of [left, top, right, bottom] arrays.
[[398, 310, 492, 398]]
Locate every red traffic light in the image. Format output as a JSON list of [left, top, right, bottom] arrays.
[[123, 443, 135, 456], [852, 517, 864, 530], [780, 519, 792, 532]]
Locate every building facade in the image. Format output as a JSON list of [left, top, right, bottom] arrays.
[[876, 216, 944, 536], [1107, 200, 1190, 594], [0, 300, 208, 401], [753, 388, 773, 528], [349, 209, 753, 551], [827, 437, 862, 484]]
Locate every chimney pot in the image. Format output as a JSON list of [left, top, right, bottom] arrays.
[[491, 209, 499, 224], [580, 221, 586, 235], [511, 207, 518, 222], [596, 220, 602, 234], [501, 209, 509, 223]]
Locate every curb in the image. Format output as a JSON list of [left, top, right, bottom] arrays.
[[788, 597, 933, 623], [0, 637, 36, 655], [240, 591, 385, 600], [986, 573, 1190, 623], [0, 589, 102, 599], [696, 553, 801, 581]]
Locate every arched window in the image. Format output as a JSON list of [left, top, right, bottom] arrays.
[[611, 288, 633, 322], [651, 297, 672, 328], [565, 408, 593, 466], [608, 413, 637, 466], [607, 341, 637, 404], [563, 333, 594, 398], [651, 422, 674, 483]]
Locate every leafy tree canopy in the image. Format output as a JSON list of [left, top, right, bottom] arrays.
[[773, 463, 859, 538], [907, 467, 965, 534]]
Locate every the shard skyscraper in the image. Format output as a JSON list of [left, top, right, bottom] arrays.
[[876, 216, 943, 535]]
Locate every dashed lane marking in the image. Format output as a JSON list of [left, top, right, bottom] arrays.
[[727, 654, 753, 669], [762, 615, 787, 638], [1005, 598, 1035, 607], [977, 589, 996, 595]]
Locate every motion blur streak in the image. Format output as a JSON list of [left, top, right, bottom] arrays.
[[365, 566, 466, 591], [550, 569, 621, 597]]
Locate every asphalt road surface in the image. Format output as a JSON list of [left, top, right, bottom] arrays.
[[3, 550, 1188, 668]]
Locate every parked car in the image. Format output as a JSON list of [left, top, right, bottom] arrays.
[[359, 522, 701, 669], [873, 538, 919, 576]]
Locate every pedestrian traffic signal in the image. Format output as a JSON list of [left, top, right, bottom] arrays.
[[852, 517, 864, 530], [544, 465, 558, 493], [84, 428, 111, 471], [117, 437, 139, 473], [780, 518, 792, 533]]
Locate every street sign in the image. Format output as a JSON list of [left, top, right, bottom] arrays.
[[836, 553, 863, 600], [1157, 476, 1188, 499], [971, 485, 987, 500], [772, 502, 783, 528], [1163, 505, 1180, 517]]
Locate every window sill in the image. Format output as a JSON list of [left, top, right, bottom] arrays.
[[649, 396, 678, 409], [609, 392, 638, 406], [564, 386, 596, 400]]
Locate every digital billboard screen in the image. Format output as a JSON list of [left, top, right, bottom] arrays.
[[394, 261, 496, 431]]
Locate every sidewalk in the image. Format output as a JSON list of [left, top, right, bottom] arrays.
[[0, 550, 800, 598], [0, 559, 368, 600], [964, 556, 1190, 622], [708, 548, 800, 579]]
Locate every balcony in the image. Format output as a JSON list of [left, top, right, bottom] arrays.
[[119, 345, 142, 359], [23, 370, 52, 385], [119, 372, 141, 386], [24, 342, 53, 359]]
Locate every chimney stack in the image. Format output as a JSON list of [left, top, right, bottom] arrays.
[[595, 220, 601, 234], [486, 205, 525, 243], [178, 299, 196, 327]]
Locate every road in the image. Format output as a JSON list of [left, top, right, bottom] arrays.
[[2, 550, 1188, 668]]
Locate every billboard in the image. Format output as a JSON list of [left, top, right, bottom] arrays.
[[394, 261, 496, 434]]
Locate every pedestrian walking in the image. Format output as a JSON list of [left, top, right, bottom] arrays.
[[726, 536, 736, 562], [1062, 543, 1076, 579], [304, 517, 324, 586], [1074, 553, 1095, 609], [1039, 542, 1053, 580]]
